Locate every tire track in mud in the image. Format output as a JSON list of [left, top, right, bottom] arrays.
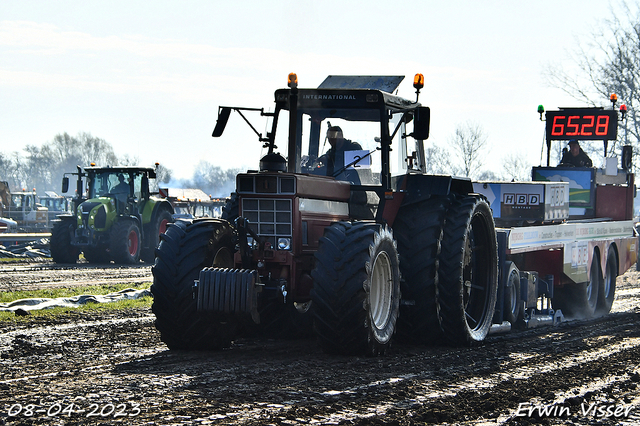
[[231, 312, 640, 425], [0, 262, 153, 290], [0, 268, 639, 424]]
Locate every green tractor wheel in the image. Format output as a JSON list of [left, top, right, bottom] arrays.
[[142, 209, 173, 263], [50, 218, 80, 264], [110, 220, 141, 264]]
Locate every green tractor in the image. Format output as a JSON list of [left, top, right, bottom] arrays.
[[50, 165, 174, 264]]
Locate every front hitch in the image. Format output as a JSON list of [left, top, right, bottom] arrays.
[[235, 217, 262, 269]]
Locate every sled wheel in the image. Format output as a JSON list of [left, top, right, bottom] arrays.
[[555, 251, 600, 319], [503, 261, 523, 325], [596, 247, 617, 315]]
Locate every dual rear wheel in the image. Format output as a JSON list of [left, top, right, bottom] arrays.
[[553, 247, 617, 319], [393, 195, 499, 347], [310, 194, 499, 355]]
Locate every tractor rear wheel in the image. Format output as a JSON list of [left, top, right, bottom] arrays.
[[151, 219, 238, 350], [109, 220, 141, 264], [311, 222, 401, 356], [142, 209, 173, 263], [393, 197, 448, 344], [438, 195, 498, 346], [50, 218, 79, 264]]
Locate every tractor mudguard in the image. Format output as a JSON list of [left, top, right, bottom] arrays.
[[393, 174, 474, 207], [143, 199, 174, 225], [140, 199, 158, 225]]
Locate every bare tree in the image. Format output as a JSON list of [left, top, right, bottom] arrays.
[[501, 153, 533, 182], [424, 145, 457, 175], [449, 121, 489, 179], [40, 132, 120, 172], [544, 1, 640, 164]]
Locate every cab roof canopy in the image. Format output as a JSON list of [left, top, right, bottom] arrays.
[[85, 166, 156, 173], [275, 75, 420, 122], [318, 75, 405, 92]]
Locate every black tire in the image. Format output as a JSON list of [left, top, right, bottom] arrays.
[[151, 219, 238, 350], [554, 252, 600, 319], [50, 218, 79, 264], [438, 195, 498, 346], [503, 261, 523, 325], [393, 197, 448, 344], [311, 222, 401, 356], [142, 208, 173, 263], [109, 220, 141, 264], [221, 192, 239, 222], [596, 247, 617, 316]]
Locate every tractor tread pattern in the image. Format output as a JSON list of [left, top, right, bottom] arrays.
[[393, 197, 448, 344], [151, 219, 237, 350], [311, 221, 399, 356], [437, 194, 498, 347]]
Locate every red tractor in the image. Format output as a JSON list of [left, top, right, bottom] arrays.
[[151, 74, 497, 355]]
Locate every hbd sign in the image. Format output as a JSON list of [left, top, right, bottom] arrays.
[[504, 193, 540, 206], [500, 186, 544, 221]]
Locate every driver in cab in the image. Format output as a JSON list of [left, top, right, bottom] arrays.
[[559, 139, 593, 167], [316, 126, 363, 177], [111, 174, 130, 209]]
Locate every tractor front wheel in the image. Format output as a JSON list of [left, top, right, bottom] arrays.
[[109, 220, 141, 264], [50, 218, 79, 264], [311, 222, 401, 356], [393, 197, 448, 344], [151, 219, 238, 350]]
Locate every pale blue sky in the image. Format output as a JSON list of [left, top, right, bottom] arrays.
[[0, 1, 623, 181]]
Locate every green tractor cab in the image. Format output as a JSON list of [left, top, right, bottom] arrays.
[[51, 165, 174, 264]]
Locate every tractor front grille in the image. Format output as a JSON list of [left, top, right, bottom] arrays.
[[241, 198, 292, 248]]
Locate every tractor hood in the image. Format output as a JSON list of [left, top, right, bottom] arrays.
[[76, 197, 116, 231]]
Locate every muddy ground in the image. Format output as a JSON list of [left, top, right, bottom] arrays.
[[1, 262, 640, 425]]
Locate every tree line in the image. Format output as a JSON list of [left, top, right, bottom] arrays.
[[0, 132, 241, 199]]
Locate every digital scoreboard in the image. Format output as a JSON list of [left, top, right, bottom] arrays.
[[545, 109, 618, 141]]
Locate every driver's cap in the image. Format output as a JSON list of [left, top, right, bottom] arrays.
[[327, 126, 343, 139]]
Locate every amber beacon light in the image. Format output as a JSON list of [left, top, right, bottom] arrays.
[[413, 73, 424, 101], [288, 73, 298, 88]]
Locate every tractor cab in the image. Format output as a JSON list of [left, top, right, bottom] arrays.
[[212, 73, 433, 224]]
